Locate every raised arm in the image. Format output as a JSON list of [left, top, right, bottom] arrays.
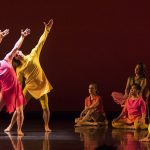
[[30, 19, 53, 57], [124, 77, 131, 97], [0, 29, 9, 44], [4, 28, 30, 61]]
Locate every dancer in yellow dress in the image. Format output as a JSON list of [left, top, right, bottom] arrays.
[[5, 19, 53, 132]]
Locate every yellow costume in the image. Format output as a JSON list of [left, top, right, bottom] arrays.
[[17, 28, 53, 108]]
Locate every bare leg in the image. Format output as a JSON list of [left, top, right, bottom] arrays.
[[139, 133, 150, 142], [112, 119, 135, 129], [75, 110, 95, 126], [16, 106, 24, 136], [75, 110, 86, 124], [4, 111, 17, 132], [4, 88, 32, 132], [43, 108, 51, 132], [40, 94, 52, 132]]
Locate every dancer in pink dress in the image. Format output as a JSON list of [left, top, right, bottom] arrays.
[[0, 28, 30, 135], [112, 84, 148, 130]]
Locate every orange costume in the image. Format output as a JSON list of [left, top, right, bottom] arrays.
[[81, 95, 106, 123]]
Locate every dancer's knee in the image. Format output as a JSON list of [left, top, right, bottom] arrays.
[[39, 94, 49, 110]]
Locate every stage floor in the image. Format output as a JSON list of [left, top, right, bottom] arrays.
[[0, 119, 150, 150]]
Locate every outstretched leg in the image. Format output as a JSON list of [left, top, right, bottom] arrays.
[[4, 87, 32, 132], [40, 94, 51, 132]]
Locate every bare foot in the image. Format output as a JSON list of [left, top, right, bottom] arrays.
[[4, 126, 12, 132], [75, 118, 80, 123], [17, 130, 24, 136], [74, 123, 81, 127], [45, 127, 52, 132]]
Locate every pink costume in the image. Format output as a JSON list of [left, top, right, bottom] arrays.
[[122, 97, 146, 123], [0, 54, 26, 113]]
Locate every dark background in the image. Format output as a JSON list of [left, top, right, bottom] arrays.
[[0, 0, 150, 114]]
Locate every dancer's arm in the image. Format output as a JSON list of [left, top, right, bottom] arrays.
[[4, 29, 30, 61], [140, 78, 147, 96], [124, 77, 131, 97], [140, 98, 147, 123], [0, 29, 9, 44], [80, 98, 91, 116], [141, 113, 146, 123], [30, 19, 53, 57], [113, 104, 127, 122]]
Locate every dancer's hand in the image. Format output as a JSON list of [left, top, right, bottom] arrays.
[[0, 29, 9, 39], [43, 19, 53, 31], [21, 28, 31, 38]]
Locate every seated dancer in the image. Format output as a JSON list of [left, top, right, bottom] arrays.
[[112, 63, 149, 106], [5, 20, 53, 132], [0, 28, 30, 135], [75, 83, 108, 126], [112, 84, 148, 129]]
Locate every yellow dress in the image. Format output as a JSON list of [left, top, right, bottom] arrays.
[[16, 28, 53, 99]]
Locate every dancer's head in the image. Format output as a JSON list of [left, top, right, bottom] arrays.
[[14, 50, 24, 60], [134, 63, 146, 77], [88, 83, 99, 95], [130, 83, 141, 96]]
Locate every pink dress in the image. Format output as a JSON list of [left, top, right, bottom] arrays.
[[0, 59, 26, 113], [122, 97, 146, 123]]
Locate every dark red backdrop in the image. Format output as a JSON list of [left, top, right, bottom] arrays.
[[0, 0, 150, 112]]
